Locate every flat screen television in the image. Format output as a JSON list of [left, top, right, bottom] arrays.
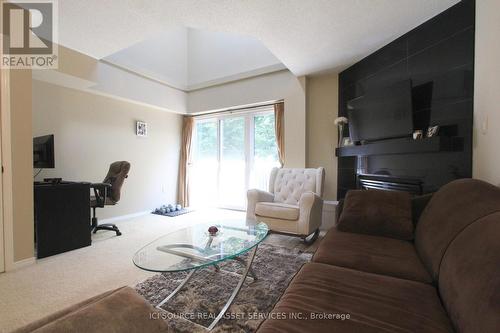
[[33, 135, 55, 168], [347, 80, 413, 142]]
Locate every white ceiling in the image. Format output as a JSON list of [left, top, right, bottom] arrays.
[[103, 27, 286, 91], [59, 0, 459, 77]]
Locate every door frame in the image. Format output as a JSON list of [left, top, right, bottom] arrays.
[[1, 68, 15, 272]]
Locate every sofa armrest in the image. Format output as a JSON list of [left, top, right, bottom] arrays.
[[411, 193, 434, 225], [336, 199, 344, 223], [247, 189, 274, 219], [12, 286, 167, 333], [337, 189, 414, 241], [298, 192, 323, 236]]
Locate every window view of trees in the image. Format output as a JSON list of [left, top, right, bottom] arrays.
[[191, 110, 279, 209], [254, 114, 278, 160], [222, 117, 245, 159], [195, 121, 217, 159]]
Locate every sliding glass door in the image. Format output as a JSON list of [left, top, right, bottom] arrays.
[[250, 113, 279, 191], [219, 116, 246, 208], [191, 108, 279, 209], [191, 120, 218, 208]]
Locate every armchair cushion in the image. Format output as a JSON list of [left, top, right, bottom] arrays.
[[255, 202, 300, 221], [338, 189, 413, 241]]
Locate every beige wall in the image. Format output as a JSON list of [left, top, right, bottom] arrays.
[[9, 70, 34, 261], [473, 0, 500, 185], [306, 73, 339, 201], [32, 80, 183, 219]]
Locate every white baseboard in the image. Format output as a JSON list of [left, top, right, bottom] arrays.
[[99, 210, 150, 224], [12, 257, 36, 271]]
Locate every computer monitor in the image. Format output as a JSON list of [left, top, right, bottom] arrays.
[[33, 135, 55, 168]]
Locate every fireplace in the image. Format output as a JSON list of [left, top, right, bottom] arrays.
[[357, 174, 423, 195], [335, 1, 474, 200]]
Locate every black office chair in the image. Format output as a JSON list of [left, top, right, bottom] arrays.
[[90, 161, 131, 236]]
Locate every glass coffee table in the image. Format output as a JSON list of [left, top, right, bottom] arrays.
[[133, 219, 268, 330]]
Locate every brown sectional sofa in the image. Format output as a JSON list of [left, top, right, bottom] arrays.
[[13, 287, 168, 333], [257, 179, 500, 333]]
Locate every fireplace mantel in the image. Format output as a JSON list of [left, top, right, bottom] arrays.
[[335, 136, 463, 157]]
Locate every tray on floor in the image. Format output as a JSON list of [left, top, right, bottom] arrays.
[[152, 208, 192, 217]]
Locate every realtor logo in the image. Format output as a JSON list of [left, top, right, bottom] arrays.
[[1, 0, 58, 69]]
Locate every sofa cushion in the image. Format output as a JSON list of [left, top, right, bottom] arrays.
[[438, 212, 500, 333], [415, 178, 500, 280], [257, 263, 453, 333], [13, 287, 168, 333], [255, 202, 299, 221], [313, 229, 432, 283], [337, 189, 413, 240]]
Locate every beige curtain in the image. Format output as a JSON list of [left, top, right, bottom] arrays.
[[178, 116, 194, 207], [274, 102, 285, 167]]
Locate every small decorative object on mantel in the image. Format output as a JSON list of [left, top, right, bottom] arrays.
[[427, 125, 440, 138], [136, 121, 147, 137], [334, 117, 349, 146], [413, 130, 423, 140], [342, 137, 354, 146]]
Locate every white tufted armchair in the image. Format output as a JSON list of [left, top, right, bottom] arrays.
[[247, 167, 325, 244]]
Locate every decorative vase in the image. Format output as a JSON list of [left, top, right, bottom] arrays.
[[334, 116, 349, 147]]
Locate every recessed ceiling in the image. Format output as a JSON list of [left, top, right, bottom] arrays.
[[59, 0, 460, 76], [103, 27, 286, 91]]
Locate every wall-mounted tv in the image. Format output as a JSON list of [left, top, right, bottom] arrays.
[[33, 134, 55, 168], [347, 80, 413, 142]]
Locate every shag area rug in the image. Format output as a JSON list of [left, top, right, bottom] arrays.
[[135, 243, 312, 333]]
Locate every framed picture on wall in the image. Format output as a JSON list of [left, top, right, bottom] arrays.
[[136, 121, 147, 137]]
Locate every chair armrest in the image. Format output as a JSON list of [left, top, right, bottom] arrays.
[[246, 189, 274, 219], [91, 182, 112, 189], [298, 192, 323, 236], [90, 183, 112, 207]]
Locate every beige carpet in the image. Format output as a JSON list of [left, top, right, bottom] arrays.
[[0, 209, 321, 333], [0, 209, 241, 332]]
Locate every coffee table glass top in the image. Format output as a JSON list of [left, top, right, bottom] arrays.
[[133, 219, 268, 273]]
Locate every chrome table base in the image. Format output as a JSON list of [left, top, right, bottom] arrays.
[[155, 245, 259, 331]]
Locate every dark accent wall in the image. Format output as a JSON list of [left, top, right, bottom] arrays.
[[337, 0, 475, 199]]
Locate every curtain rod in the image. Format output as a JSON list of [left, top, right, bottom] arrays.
[[189, 100, 284, 118]]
